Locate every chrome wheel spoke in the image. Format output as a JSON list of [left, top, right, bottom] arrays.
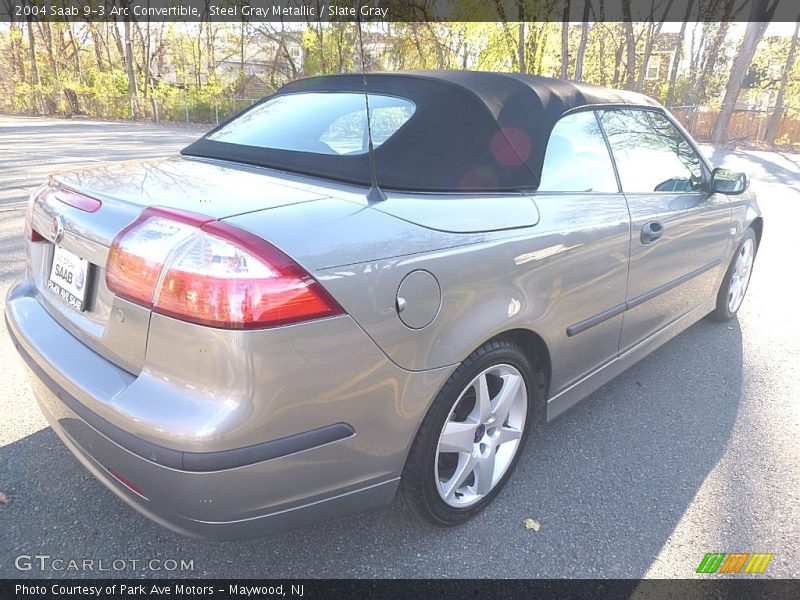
[[439, 421, 477, 454], [473, 373, 492, 423], [474, 451, 497, 495], [495, 425, 522, 445], [491, 374, 523, 425], [442, 453, 476, 499], [741, 243, 753, 266]]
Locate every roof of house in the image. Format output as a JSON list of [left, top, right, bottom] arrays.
[[183, 70, 662, 192]]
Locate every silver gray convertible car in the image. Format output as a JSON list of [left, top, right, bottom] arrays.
[[6, 71, 761, 539]]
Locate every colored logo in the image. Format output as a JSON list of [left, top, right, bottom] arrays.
[[696, 552, 773, 574]]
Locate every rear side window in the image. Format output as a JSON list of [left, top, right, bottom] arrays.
[[598, 109, 703, 193], [539, 111, 618, 193], [207, 92, 415, 156]]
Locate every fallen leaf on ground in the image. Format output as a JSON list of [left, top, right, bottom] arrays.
[[522, 518, 540, 532]]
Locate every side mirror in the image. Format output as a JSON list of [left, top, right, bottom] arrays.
[[711, 167, 749, 194]]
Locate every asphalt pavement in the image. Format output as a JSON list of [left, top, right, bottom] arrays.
[[0, 115, 798, 579]]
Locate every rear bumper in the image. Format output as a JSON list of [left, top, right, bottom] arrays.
[[5, 278, 453, 539]]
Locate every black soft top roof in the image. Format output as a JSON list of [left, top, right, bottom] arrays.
[[182, 70, 662, 193]]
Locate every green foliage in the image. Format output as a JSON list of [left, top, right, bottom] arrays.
[[302, 23, 358, 76], [2, 18, 798, 138]]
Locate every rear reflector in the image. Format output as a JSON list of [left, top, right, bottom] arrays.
[[106, 207, 343, 329], [106, 467, 147, 499]]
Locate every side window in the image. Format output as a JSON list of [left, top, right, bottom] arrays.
[[598, 109, 704, 193], [539, 111, 618, 193]]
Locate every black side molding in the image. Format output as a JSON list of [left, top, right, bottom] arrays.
[[7, 318, 354, 472], [566, 259, 722, 337], [182, 424, 354, 472], [566, 302, 626, 337]]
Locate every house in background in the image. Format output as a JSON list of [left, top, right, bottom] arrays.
[[640, 31, 680, 97], [216, 31, 304, 95], [149, 29, 304, 96]]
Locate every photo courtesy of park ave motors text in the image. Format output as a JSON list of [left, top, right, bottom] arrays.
[[0, 0, 798, 586]]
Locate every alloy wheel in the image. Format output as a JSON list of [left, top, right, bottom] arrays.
[[728, 238, 755, 313], [434, 364, 528, 508]]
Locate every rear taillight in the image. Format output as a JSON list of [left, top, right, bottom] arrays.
[[106, 209, 203, 306], [25, 184, 47, 242], [106, 207, 343, 329]]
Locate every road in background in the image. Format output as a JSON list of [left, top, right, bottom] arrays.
[[0, 115, 204, 207], [0, 116, 798, 578]]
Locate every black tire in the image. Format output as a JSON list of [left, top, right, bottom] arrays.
[[399, 338, 544, 526], [709, 227, 758, 322]]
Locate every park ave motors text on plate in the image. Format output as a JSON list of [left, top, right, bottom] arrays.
[[16, 584, 303, 597]]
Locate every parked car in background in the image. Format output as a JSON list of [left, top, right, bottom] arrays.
[[5, 71, 761, 538]]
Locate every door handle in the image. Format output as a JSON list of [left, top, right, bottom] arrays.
[[640, 221, 664, 245]]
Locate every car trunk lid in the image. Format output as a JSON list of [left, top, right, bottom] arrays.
[[27, 157, 329, 374]]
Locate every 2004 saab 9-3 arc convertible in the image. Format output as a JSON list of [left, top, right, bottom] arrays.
[[5, 71, 761, 539]]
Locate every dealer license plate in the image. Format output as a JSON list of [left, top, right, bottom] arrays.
[[47, 245, 90, 312]]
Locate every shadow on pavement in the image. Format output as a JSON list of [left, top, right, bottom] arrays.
[[708, 147, 799, 188]]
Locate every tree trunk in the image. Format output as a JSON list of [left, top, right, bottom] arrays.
[[665, 0, 694, 107], [66, 24, 84, 83], [87, 23, 105, 71], [622, 1, 636, 90], [574, 1, 591, 81], [696, 20, 731, 104], [111, 21, 125, 64], [687, 21, 701, 92], [122, 12, 142, 119], [104, 24, 115, 69], [337, 25, 345, 72], [528, 24, 540, 74], [409, 24, 425, 66], [10, 20, 25, 83], [598, 1, 607, 85], [636, 21, 655, 92], [764, 18, 799, 145], [239, 20, 246, 87], [536, 24, 550, 75], [517, 1, 526, 74], [143, 20, 151, 102], [711, 0, 775, 145], [206, 23, 217, 77], [40, 22, 61, 90], [195, 21, 203, 86], [560, 0, 571, 79], [26, 19, 42, 113], [612, 31, 624, 87]]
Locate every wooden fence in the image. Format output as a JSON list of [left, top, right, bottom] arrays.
[[669, 106, 800, 147]]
